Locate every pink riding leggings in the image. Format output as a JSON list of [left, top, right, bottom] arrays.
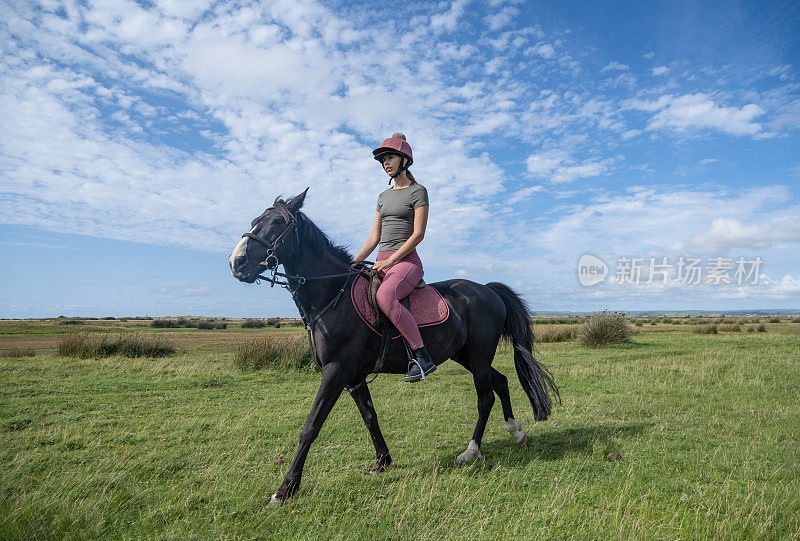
[[375, 249, 424, 350]]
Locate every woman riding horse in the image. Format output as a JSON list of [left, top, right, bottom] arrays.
[[352, 132, 436, 382]]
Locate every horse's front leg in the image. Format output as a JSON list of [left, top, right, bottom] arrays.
[[349, 382, 392, 473], [271, 364, 345, 506]]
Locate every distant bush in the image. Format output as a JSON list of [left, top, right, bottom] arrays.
[[242, 319, 266, 328], [747, 325, 756, 332], [1, 347, 36, 358], [58, 319, 85, 325], [58, 334, 175, 358], [151, 319, 179, 328], [719, 323, 742, 332], [768, 317, 781, 323], [266, 317, 281, 327], [235, 336, 315, 371], [101, 317, 115, 320], [579, 311, 633, 346], [635, 321, 643, 327], [757, 323, 767, 332], [194, 321, 227, 330], [176, 317, 188, 327], [535, 326, 579, 343], [693, 324, 718, 334]]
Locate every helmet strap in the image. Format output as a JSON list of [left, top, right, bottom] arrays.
[[390, 156, 408, 178]]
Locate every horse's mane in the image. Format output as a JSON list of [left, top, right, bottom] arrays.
[[295, 211, 353, 264], [262, 196, 352, 264]]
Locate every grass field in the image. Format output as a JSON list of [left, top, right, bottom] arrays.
[[1, 317, 799, 539]]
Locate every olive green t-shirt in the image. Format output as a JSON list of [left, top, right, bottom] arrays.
[[376, 183, 429, 251]]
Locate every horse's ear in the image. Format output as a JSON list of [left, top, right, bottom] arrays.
[[273, 195, 284, 205], [286, 188, 309, 213]]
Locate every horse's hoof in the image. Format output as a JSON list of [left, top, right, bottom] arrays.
[[456, 440, 483, 464], [369, 463, 386, 474], [269, 493, 284, 507], [506, 419, 528, 448]]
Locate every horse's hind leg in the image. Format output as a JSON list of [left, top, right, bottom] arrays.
[[456, 364, 495, 464], [349, 382, 392, 473], [492, 368, 528, 448]]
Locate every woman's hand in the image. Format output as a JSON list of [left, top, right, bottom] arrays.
[[371, 259, 394, 272]]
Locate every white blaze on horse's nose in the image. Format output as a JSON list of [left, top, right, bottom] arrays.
[[231, 236, 248, 263]]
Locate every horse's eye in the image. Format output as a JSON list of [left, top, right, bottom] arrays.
[[272, 218, 284, 225]]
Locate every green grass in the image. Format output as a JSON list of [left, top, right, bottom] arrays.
[[1, 320, 799, 539]]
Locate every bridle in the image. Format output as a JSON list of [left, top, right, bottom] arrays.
[[241, 207, 299, 281]]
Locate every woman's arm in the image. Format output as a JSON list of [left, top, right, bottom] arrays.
[[353, 211, 382, 262], [375, 205, 428, 268]]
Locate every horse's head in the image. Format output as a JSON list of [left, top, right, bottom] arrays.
[[229, 188, 308, 283]]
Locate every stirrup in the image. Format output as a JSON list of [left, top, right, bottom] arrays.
[[404, 358, 436, 383]]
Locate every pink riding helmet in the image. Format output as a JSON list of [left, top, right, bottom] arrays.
[[372, 134, 413, 167]]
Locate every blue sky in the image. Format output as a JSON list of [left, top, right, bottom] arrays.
[[2, 0, 799, 318]]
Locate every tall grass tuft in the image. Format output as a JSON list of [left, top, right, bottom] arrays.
[[151, 319, 179, 328], [196, 321, 227, 330], [719, 323, 742, 332], [241, 319, 266, 329], [579, 311, 633, 346], [535, 326, 579, 343], [693, 324, 719, 334], [1, 347, 36, 358], [58, 319, 85, 325], [58, 334, 175, 358], [235, 336, 315, 371]]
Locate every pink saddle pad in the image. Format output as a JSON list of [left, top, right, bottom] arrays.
[[351, 274, 449, 337]]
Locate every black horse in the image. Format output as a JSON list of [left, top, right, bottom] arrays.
[[229, 188, 560, 505]]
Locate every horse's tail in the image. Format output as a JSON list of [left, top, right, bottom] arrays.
[[486, 282, 560, 421]]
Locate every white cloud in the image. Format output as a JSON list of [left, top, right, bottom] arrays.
[[507, 184, 544, 205], [632, 93, 765, 137], [534, 43, 556, 58], [485, 7, 519, 31], [526, 150, 616, 184], [0, 0, 513, 258], [672, 217, 800, 253], [601, 61, 629, 72], [530, 185, 798, 259], [651, 65, 669, 76], [643, 51, 655, 59], [430, 0, 469, 32]]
